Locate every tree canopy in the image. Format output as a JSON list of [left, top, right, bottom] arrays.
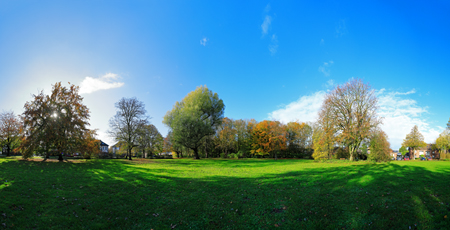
[[318, 79, 381, 161], [250, 120, 287, 159], [163, 86, 225, 159], [21, 82, 91, 160], [109, 97, 148, 160]]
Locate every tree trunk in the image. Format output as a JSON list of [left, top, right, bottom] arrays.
[[128, 148, 132, 160], [193, 147, 200, 159], [142, 149, 146, 159], [58, 153, 64, 162], [6, 145, 11, 157], [274, 151, 277, 160], [179, 151, 183, 158]]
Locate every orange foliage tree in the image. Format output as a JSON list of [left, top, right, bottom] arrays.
[[250, 120, 287, 159], [78, 129, 100, 159], [21, 82, 91, 161]]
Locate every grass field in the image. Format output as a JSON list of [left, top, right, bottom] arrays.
[[1, 157, 450, 229]]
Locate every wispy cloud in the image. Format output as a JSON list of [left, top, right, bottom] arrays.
[[320, 38, 325, 45], [200, 37, 209, 46], [325, 79, 335, 88], [79, 73, 124, 94], [318, 60, 333, 77], [261, 15, 272, 36], [336, 19, 348, 37], [269, 34, 278, 55], [269, 88, 442, 149], [392, 89, 416, 95], [269, 91, 326, 123]]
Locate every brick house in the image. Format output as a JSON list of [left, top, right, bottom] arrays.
[[409, 144, 440, 159]]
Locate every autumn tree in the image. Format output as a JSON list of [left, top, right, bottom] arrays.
[[109, 97, 148, 160], [163, 86, 225, 159], [0, 111, 23, 156], [368, 129, 391, 162], [21, 82, 91, 161], [250, 120, 287, 159], [217, 117, 237, 156], [313, 98, 339, 160], [402, 125, 427, 160], [78, 129, 101, 159], [285, 121, 313, 154], [318, 79, 381, 161]]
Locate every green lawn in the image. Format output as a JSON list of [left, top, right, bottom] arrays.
[[1, 157, 449, 229]]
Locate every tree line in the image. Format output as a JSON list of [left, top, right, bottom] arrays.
[[1, 80, 449, 162]]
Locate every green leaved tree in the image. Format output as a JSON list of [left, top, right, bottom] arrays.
[[163, 86, 225, 159]]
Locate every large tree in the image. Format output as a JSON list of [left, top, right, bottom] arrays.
[[21, 82, 91, 161], [318, 79, 381, 161], [0, 111, 23, 156], [250, 120, 287, 159], [163, 86, 225, 159], [402, 125, 427, 160], [109, 97, 148, 160]]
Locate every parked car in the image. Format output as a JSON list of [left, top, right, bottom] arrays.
[[396, 156, 403, 161], [404, 156, 410, 161], [420, 157, 426, 161]]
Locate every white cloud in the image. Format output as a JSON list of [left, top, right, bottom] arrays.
[[268, 87, 442, 150], [79, 73, 124, 94], [320, 38, 325, 45], [377, 89, 442, 149], [261, 15, 272, 35], [269, 34, 278, 55], [200, 37, 209, 46], [318, 60, 333, 77], [269, 91, 326, 124]]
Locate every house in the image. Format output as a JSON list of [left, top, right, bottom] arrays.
[[390, 150, 399, 158], [111, 142, 122, 154], [409, 144, 440, 159], [100, 141, 109, 153]]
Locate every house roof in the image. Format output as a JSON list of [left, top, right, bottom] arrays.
[[100, 140, 109, 147]]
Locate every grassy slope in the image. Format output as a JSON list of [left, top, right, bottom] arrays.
[[0, 158, 449, 229]]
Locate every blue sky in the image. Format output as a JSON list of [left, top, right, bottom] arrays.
[[1, 1, 449, 149]]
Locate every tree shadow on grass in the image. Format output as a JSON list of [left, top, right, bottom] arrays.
[[0, 159, 449, 229]]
